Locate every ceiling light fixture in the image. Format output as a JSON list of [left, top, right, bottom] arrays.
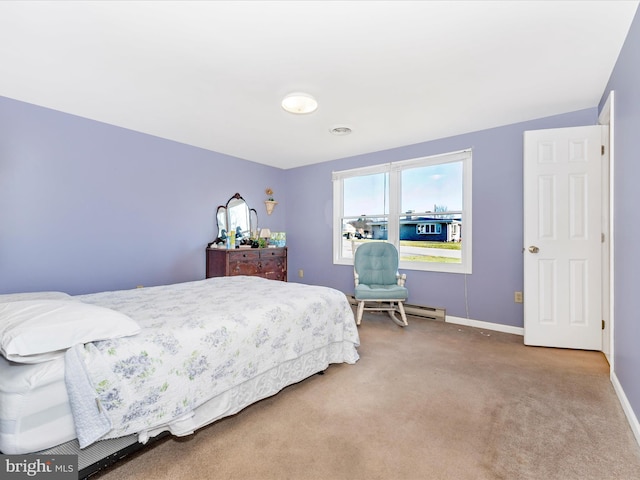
[[281, 92, 318, 114], [330, 125, 352, 136]]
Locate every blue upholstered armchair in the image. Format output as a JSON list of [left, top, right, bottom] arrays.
[[353, 242, 409, 327]]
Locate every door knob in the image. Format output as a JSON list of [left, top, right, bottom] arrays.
[[528, 246, 540, 254]]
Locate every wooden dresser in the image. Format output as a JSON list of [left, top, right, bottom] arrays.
[[206, 247, 287, 281]]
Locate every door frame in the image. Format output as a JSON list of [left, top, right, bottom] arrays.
[[599, 90, 615, 371]]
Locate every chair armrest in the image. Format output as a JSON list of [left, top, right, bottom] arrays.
[[396, 272, 406, 287], [354, 270, 360, 287]]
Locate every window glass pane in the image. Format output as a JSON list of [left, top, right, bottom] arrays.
[[400, 162, 463, 264], [401, 162, 462, 213], [344, 173, 388, 216]]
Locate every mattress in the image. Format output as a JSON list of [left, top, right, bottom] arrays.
[[0, 355, 76, 454]]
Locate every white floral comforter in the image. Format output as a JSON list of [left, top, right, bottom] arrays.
[[64, 276, 359, 448]]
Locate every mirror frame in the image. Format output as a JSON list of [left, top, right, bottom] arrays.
[[214, 193, 258, 246]]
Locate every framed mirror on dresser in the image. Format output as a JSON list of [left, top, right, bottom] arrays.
[[207, 193, 287, 281], [213, 193, 258, 246]]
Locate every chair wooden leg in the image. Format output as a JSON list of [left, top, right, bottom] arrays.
[[397, 301, 408, 326], [387, 302, 408, 327], [356, 301, 365, 325]]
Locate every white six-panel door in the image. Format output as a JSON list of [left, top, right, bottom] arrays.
[[523, 126, 603, 350]]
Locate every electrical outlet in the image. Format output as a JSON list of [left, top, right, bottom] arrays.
[[298, 269, 304, 278], [514, 291, 523, 303]]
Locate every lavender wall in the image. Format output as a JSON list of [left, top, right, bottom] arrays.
[[599, 7, 640, 432], [0, 97, 286, 295], [285, 108, 597, 328]]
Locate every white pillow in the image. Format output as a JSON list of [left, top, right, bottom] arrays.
[[0, 300, 141, 364], [0, 291, 72, 302]]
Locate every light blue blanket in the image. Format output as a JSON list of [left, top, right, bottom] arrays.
[[65, 344, 111, 447]]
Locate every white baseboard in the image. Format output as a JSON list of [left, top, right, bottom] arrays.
[[610, 372, 640, 447], [445, 315, 524, 336]]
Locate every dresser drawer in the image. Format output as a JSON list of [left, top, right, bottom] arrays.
[[229, 250, 260, 262], [261, 248, 285, 259], [228, 260, 260, 276]]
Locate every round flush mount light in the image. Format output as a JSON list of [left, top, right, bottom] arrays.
[[281, 92, 318, 114], [330, 125, 352, 136]]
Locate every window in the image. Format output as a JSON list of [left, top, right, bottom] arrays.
[[416, 223, 441, 235], [333, 149, 472, 274]]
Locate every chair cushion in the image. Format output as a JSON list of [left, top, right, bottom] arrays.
[[355, 284, 408, 301], [354, 242, 400, 285]]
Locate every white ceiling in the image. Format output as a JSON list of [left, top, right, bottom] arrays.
[[0, 1, 638, 170]]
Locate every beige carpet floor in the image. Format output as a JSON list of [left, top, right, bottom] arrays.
[[93, 312, 640, 480]]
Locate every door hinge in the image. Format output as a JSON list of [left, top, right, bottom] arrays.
[[602, 319, 605, 330], [601, 145, 605, 155], [602, 232, 605, 243]]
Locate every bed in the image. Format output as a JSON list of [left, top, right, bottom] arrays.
[[0, 276, 360, 477]]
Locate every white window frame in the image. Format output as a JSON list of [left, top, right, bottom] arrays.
[[332, 149, 472, 274]]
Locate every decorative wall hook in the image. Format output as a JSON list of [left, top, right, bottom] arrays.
[[265, 200, 277, 215], [264, 188, 277, 215]]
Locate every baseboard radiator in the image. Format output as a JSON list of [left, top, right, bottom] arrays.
[[345, 294, 446, 321]]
